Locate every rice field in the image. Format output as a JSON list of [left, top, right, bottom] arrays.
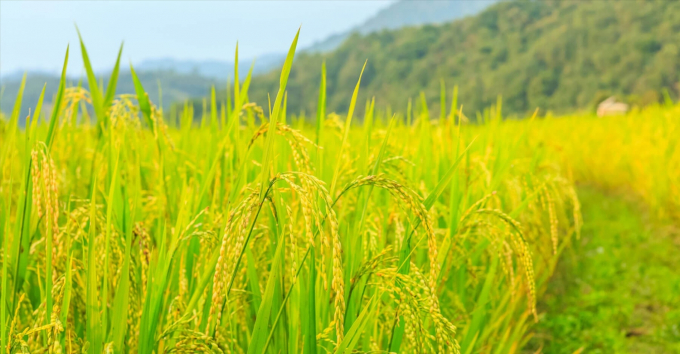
[[1, 33, 678, 354]]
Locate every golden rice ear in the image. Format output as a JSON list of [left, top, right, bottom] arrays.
[[546, 188, 559, 255]]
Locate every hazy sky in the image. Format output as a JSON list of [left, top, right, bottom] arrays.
[[0, 0, 393, 76]]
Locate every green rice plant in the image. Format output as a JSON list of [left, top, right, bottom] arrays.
[[0, 31, 587, 354]]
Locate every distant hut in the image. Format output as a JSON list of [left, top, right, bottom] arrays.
[[597, 96, 629, 117]]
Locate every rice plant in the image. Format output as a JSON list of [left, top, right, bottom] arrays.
[[1, 33, 586, 354], [528, 104, 680, 222]]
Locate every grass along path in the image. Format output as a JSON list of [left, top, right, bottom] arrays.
[[528, 187, 680, 353]]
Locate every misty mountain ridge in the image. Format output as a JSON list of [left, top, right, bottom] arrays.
[[134, 52, 286, 80], [306, 0, 499, 52]]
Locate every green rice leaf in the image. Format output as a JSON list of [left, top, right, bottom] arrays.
[[86, 174, 103, 354], [316, 61, 327, 146], [329, 60, 367, 196], [129, 64, 154, 130], [461, 256, 499, 350], [259, 28, 300, 198], [45, 45, 69, 152], [334, 293, 378, 354], [104, 42, 124, 108], [424, 137, 476, 209], [247, 232, 285, 354], [1, 181, 12, 351], [76, 27, 106, 128]]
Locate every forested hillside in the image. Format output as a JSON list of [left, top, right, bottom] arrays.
[[248, 0, 680, 118]]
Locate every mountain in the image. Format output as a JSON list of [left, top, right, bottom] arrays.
[[0, 70, 220, 124], [135, 53, 285, 79], [0, 51, 285, 121], [1, 73, 64, 121], [136, 58, 232, 78], [305, 0, 499, 53], [247, 0, 680, 119]]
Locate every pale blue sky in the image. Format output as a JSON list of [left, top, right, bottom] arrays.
[[0, 0, 393, 76]]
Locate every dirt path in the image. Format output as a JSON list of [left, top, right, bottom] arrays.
[[527, 187, 680, 353]]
